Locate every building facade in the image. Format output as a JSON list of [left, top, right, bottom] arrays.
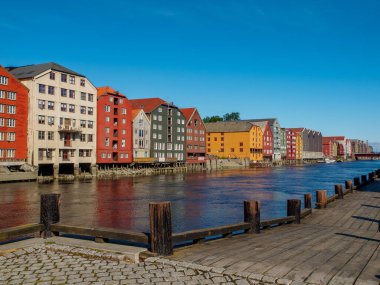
[[289, 128, 323, 160], [96, 87, 132, 165], [132, 109, 151, 160], [322, 136, 346, 159], [296, 133, 303, 160], [0, 66, 29, 163], [180, 108, 206, 164], [252, 121, 273, 161], [130, 98, 186, 162], [8, 63, 97, 177], [205, 121, 263, 161], [286, 129, 297, 160]]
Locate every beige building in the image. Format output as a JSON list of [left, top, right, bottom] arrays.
[[8, 63, 97, 177], [132, 109, 151, 160]]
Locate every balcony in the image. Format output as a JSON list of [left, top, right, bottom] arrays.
[[64, 140, 71, 147], [58, 125, 82, 133]]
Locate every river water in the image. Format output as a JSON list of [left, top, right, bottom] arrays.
[[0, 161, 379, 233]]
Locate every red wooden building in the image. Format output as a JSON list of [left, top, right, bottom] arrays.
[[286, 129, 297, 160], [252, 121, 273, 160], [96, 87, 132, 164], [0, 66, 28, 162], [323, 136, 345, 158], [180, 108, 206, 164]]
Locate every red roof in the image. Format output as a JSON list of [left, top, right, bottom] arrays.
[[131, 109, 142, 120], [97, 86, 127, 98], [180, 108, 196, 122], [129, 98, 167, 113]]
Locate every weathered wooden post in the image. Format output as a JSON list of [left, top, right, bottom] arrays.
[[40, 193, 60, 238], [368, 172, 374, 182], [316, 190, 327, 209], [304, 194, 312, 209], [353, 177, 360, 190], [244, 200, 260, 234], [334, 184, 344, 199], [345, 180, 353, 193], [149, 202, 173, 256], [361, 175, 367, 186], [287, 199, 301, 224]]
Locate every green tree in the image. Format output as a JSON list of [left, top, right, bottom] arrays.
[[203, 115, 223, 123], [223, 112, 240, 121]]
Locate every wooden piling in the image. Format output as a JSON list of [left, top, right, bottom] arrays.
[[335, 184, 344, 199], [287, 199, 301, 224], [361, 175, 367, 185], [149, 202, 173, 256], [244, 200, 260, 234], [316, 190, 327, 209], [353, 177, 360, 189], [40, 194, 60, 238], [304, 194, 312, 209], [345, 180, 353, 193]]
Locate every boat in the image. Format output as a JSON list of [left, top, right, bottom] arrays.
[[325, 158, 336, 164]]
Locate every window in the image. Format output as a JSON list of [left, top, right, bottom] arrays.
[[48, 131, 54, 140], [48, 86, 55, 95], [38, 100, 45, 109], [61, 103, 67, 112], [121, 139, 126, 147], [0, 90, 4, 98], [121, 108, 127, 115], [47, 101, 54, 110], [88, 134, 93, 142], [38, 115, 45, 124], [69, 75, 75, 84], [80, 134, 85, 142], [0, 118, 4, 126], [0, 104, 4, 113], [0, 76, 8, 85], [80, 120, 86, 128], [61, 88, 67, 97], [7, 132, 15, 141], [87, 121, 93, 128], [80, 106, 86, 114], [122, 129, 126, 135], [105, 116, 110, 122], [7, 119, 15, 127], [38, 131, 45, 140], [61, 74, 67, 82], [122, 118, 126, 124], [88, 107, 93, 115], [105, 138, 109, 147], [158, 107, 162, 113], [80, 79, 85, 87], [47, 116, 55, 125], [105, 105, 110, 112], [119, 98, 123, 104], [69, 90, 75, 99], [7, 105, 16, 114], [105, 127, 109, 134], [158, 115, 162, 121], [49, 72, 55, 80], [6, 149, 15, 158], [39, 84, 46, 93], [153, 115, 157, 120], [0, 132, 4, 141], [81, 92, 86, 100], [88, 93, 93, 102], [69, 104, 75, 113], [7, 92, 16, 100]]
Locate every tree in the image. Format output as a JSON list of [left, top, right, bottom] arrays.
[[203, 116, 223, 123], [223, 112, 240, 121]]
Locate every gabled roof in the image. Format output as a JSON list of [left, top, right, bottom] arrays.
[[180, 108, 196, 122], [6, 62, 84, 79], [251, 121, 269, 132], [97, 86, 126, 98], [205, 121, 254, 133], [129, 98, 171, 113], [242, 118, 278, 125], [131, 109, 143, 120]]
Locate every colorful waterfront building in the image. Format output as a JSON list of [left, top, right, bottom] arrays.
[[180, 108, 206, 164], [296, 133, 303, 160], [285, 128, 297, 160], [96, 87, 132, 165], [7, 63, 97, 177], [205, 121, 263, 161], [131, 109, 151, 160], [280, 128, 287, 159], [0, 66, 29, 162], [252, 121, 273, 161], [322, 136, 346, 158], [288, 128, 323, 160], [130, 98, 186, 162]]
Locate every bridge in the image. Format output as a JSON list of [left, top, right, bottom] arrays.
[[355, 153, 380, 160]]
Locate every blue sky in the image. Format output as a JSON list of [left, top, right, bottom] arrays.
[[1, 0, 380, 145]]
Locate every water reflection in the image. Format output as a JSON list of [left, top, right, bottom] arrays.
[[0, 161, 379, 232]]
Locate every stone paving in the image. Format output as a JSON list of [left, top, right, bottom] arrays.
[[0, 243, 314, 285]]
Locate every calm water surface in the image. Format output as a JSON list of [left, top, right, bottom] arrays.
[[0, 160, 379, 232]]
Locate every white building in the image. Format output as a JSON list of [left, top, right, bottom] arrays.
[[8, 63, 97, 177], [132, 109, 151, 159]]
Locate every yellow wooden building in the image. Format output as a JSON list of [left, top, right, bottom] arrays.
[[296, 133, 303, 160], [205, 121, 263, 161]]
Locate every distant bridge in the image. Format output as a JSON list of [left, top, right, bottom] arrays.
[[355, 153, 380, 160]]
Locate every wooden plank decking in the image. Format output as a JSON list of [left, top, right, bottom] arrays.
[[170, 180, 380, 285]]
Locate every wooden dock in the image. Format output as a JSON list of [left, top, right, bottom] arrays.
[[169, 181, 380, 285]]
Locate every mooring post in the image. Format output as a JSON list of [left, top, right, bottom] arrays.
[[316, 190, 327, 209], [345, 180, 353, 193], [361, 175, 367, 186], [149, 202, 173, 256], [369, 172, 375, 182], [244, 200, 260, 234], [40, 193, 60, 238], [304, 194, 312, 209], [353, 177, 360, 190], [287, 199, 301, 224], [334, 184, 344, 199]]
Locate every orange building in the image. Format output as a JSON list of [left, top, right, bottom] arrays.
[[296, 133, 303, 160], [0, 66, 28, 162], [205, 121, 263, 161]]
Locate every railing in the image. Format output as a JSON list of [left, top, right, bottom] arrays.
[[58, 125, 82, 133], [0, 169, 378, 257]]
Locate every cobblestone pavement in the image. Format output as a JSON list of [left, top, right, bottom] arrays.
[[0, 244, 313, 285]]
